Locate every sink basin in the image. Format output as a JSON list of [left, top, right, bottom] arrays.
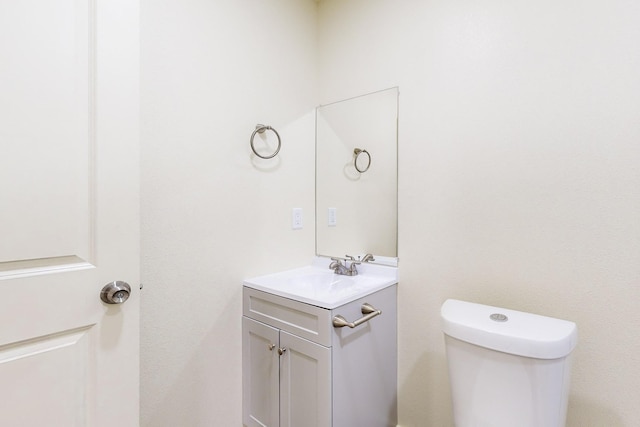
[[291, 272, 355, 290], [243, 258, 398, 309]]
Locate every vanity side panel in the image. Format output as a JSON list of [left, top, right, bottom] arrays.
[[243, 287, 332, 347], [331, 284, 398, 427]]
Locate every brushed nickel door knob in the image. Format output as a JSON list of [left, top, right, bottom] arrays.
[[100, 281, 131, 304]]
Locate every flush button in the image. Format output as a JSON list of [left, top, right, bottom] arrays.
[[490, 313, 508, 322]]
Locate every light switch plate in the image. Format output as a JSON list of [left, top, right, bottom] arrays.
[[328, 208, 337, 226], [292, 208, 303, 229]]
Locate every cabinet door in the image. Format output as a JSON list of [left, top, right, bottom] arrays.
[[280, 331, 332, 427], [243, 317, 280, 427]]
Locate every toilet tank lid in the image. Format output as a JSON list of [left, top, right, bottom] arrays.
[[441, 299, 577, 359]]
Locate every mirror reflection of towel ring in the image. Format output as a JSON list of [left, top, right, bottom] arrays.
[[353, 148, 371, 173], [250, 124, 281, 159]]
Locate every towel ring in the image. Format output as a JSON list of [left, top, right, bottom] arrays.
[[250, 124, 281, 159], [353, 148, 371, 173]]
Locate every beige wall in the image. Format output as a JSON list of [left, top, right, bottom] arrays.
[[141, 0, 640, 426], [140, 0, 317, 425], [318, 0, 640, 425]]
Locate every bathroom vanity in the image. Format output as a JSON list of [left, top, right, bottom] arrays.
[[242, 259, 398, 427]]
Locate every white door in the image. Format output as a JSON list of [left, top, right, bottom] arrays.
[[0, 0, 139, 426]]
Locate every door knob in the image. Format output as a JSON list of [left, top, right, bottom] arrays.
[[100, 281, 131, 304]]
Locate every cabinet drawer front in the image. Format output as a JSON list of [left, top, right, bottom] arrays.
[[243, 287, 331, 347]]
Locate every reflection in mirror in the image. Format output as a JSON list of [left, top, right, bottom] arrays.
[[315, 87, 399, 265]]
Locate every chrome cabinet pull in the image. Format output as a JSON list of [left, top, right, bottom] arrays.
[[332, 303, 381, 328], [278, 347, 287, 356]]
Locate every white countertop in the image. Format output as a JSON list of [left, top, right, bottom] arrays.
[[243, 257, 398, 309]]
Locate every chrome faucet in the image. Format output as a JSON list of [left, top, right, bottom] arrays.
[[329, 257, 360, 276]]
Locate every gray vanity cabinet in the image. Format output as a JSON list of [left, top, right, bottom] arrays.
[[242, 284, 397, 427]]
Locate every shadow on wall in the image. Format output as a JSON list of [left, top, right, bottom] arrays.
[[398, 351, 453, 427], [567, 396, 625, 427]]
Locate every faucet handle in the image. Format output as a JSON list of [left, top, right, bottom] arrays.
[[347, 259, 360, 275], [361, 253, 375, 263], [329, 258, 343, 269], [345, 255, 361, 267]]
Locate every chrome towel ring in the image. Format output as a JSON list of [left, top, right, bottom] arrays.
[[353, 148, 371, 173], [250, 124, 281, 159]]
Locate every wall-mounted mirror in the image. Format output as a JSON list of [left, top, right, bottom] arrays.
[[315, 87, 399, 265]]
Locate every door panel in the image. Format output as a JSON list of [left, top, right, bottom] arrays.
[[280, 331, 331, 427], [0, 0, 91, 264], [0, 326, 92, 426], [0, 0, 139, 425]]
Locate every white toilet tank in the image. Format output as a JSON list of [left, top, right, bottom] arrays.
[[441, 299, 577, 427]]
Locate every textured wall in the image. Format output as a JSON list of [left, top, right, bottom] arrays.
[[316, 0, 640, 426], [140, 1, 317, 425]]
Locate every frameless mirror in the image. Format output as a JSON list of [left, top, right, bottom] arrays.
[[315, 87, 398, 265]]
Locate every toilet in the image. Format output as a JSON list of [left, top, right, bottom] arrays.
[[441, 299, 577, 427]]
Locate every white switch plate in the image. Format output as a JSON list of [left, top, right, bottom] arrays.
[[328, 207, 337, 226], [292, 208, 303, 229]]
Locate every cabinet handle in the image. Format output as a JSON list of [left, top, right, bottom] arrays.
[[268, 343, 276, 351], [332, 303, 382, 329], [278, 347, 287, 356]]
